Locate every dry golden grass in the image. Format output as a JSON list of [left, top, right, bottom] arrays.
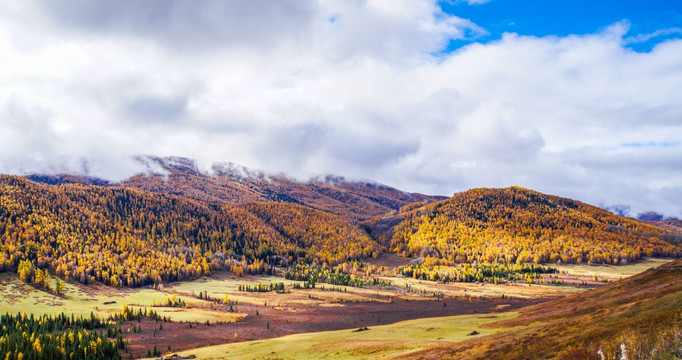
[[396, 259, 682, 360], [155, 312, 518, 360]]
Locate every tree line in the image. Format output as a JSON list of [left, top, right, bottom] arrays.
[[0, 176, 381, 288], [388, 187, 681, 266], [399, 260, 559, 284], [0, 312, 123, 360]]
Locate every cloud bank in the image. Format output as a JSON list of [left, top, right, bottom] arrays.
[[0, 1, 681, 217]]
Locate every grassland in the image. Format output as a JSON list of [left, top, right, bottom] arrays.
[[154, 258, 682, 360], [401, 258, 682, 360], [0, 273, 243, 323], [1, 258, 668, 325], [549, 257, 672, 279], [160, 312, 519, 360], [1, 258, 674, 359]]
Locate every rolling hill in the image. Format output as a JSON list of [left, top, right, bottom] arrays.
[[0, 175, 379, 287], [376, 186, 681, 265], [117, 156, 446, 222], [403, 258, 682, 359], [5, 160, 682, 290]]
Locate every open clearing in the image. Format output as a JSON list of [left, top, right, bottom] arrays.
[[0, 271, 536, 358], [0, 273, 241, 323], [161, 311, 519, 360], [549, 257, 673, 279], [0, 258, 670, 358]]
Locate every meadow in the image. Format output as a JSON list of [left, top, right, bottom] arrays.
[[161, 312, 519, 360], [0, 257, 673, 358]]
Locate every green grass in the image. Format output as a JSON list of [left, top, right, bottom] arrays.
[[410, 259, 682, 359], [549, 257, 672, 278], [0, 274, 241, 323], [166, 312, 518, 360], [165, 273, 396, 307]]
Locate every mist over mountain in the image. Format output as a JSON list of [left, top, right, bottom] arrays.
[[24, 155, 446, 222], [637, 211, 679, 222], [15, 154, 679, 221]]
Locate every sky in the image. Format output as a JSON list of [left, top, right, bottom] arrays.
[[1, 0, 681, 218]]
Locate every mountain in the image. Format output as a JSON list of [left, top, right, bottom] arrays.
[[374, 186, 682, 265], [7, 158, 682, 288], [0, 175, 379, 287], [403, 258, 682, 359], [637, 211, 679, 221], [76, 156, 445, 222]]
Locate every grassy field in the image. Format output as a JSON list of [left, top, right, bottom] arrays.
[[164, 258, 682, 360], [165, 274, 390, 307], [549, 257, 672, 279], [394, 259, 682, 360], [2, 259, 667, 322], [383, 275, 584, 299], [0, 273, 243, 323], [160, 312, 519, 360], [2, 258, 674, 359]]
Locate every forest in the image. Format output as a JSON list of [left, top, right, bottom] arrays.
[[118, 156, 443, 222], [399, 260, 559, 284], [388, 186, 681, 265], [0, 176, 380, 287], [0, 312, 123, 360], [2, 176, 681, 290]]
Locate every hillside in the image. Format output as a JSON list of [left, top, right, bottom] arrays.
[[404, 258, 682, 359], [0, 175, 379, 287], [116, 156, 445, 222], [381, 186, 681, 265]]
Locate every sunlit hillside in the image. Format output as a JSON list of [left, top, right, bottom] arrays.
[[0, 175, 379, 288], [385, 186, 681, 265]]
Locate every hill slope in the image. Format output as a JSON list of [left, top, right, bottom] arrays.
[[115, 156, 445, 222], [381, 186, 681, 265], [0, 175, 379, 287], [403, 258, 682, 360]]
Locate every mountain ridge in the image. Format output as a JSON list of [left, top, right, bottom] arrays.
[[26, 155, 446, 222], [375, 186, 681, 265], [0, 174, 380, 287]]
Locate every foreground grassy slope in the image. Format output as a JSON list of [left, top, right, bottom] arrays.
[[387, 186, 681, 265], [0, 176, 379, 287], [404, 258, 682, 360], [163, 259, 682, 360], [161, 312, 518, 360]]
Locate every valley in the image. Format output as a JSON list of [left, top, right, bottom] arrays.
[[1, 158, 681, 359], [0, 256, 673, 359]]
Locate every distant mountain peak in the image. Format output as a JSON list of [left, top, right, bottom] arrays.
[[637, 211, 679, 222], [48, 155, 444, 222]]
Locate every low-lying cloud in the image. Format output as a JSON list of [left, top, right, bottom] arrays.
[[0, 1, 681, 217]]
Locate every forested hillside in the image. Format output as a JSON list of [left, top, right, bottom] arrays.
[[118, 156, 445, 221], [0, 175, 379, 287], [4, 172, 681, 290], [386, 187, 681, 265]]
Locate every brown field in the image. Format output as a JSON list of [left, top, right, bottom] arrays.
[[394, 259, 682, 359], [124, 292, 537, 358], [1, 256, 673, 359]]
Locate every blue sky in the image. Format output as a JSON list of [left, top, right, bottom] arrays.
[[440, 0, 682, 52]]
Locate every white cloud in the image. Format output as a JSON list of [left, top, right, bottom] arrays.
[[625, 27, 682, 44], [0, 0, 681, 217]]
